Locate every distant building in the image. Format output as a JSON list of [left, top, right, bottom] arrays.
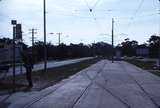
[[136, 45, 149, 57], [0, 44, 22, 63], [115, 47, 121, 60]]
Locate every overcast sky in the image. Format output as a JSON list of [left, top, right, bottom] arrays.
[[0, 0, 160, 45]]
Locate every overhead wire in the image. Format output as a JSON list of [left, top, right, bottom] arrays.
[[47, 0, 159, 40], [83, 0, 105, 33], [115, 12, 159, 21], [92, 0, 101, 10], [83, 0, 101, 11], [126, 0, 145, 33], [90, 11, 104, 33], [83, 0, 91, 10], [2, 0, 159, 44], [47, 1, 158, 21]]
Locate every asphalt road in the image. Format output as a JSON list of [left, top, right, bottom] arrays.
[[1, 60, 160, 108], [3, 57, 93, 76]]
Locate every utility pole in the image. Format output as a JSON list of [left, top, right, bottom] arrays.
[[43, 0, 47, 73], [93, 40, 96, 57], [158, 0, 160, 68], [13, 26, 16, 90], [29, 28, 37, 54], [112, 18, 114, 63], [56, 33, 62, 45], [29, 28, 37, 68]]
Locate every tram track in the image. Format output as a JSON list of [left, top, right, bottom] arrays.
[[119, 61, 159, 108]]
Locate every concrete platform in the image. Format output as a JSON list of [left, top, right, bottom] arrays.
[[1, 60, 160, 108]]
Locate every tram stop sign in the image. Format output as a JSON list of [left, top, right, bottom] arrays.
[[11, 20, 17, 25], [16, 24, 22, 40]]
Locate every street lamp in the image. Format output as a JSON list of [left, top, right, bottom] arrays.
[[50, 33, 63, 46], [50, 33, 67, 45], [49, 32, 54, 35], [48, 32, 55, 44], [49, 33, 69, 45]]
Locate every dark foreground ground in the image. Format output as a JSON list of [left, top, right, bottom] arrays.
[[0, 57, 101, 95], [1, 60, 160, 108]]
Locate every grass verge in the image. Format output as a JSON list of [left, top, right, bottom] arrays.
[[0, 57, 102, 94], [126, 59, 160, 76]]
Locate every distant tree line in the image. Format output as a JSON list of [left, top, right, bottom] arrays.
[[32, 41, 113, 62], [1, 34, 160, 62], [0, 37, 113, 62], [117, 35, 160, 58]]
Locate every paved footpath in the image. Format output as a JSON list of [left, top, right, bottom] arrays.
[[1, 60, 160, 108]]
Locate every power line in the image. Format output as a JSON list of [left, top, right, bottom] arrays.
[[49, 9, 158, 21], [83, 0, 104, 33], [134, 0, 145, 16], [126, 0, 145, 32], [83, 0, 91, 10], [90, 12, 104, 32], [83, 0, 101, 12], [92, 0, 101, 10], [115, 12, 158, 19]]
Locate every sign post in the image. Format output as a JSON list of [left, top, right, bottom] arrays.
[[11, 20, 17, 91]]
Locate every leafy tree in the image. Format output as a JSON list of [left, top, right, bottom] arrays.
[[148, 35, 160, 58], [30, 41, 113, 62], [92, 42, 113, 57], [120, 38, 138, 56], [0, 37, 13, 48]]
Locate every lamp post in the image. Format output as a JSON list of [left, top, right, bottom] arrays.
[[49, 33, 69, 45], [56, 33, 62, 46], [49, 32, 55, 44], [51, 33, 62, 46]]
